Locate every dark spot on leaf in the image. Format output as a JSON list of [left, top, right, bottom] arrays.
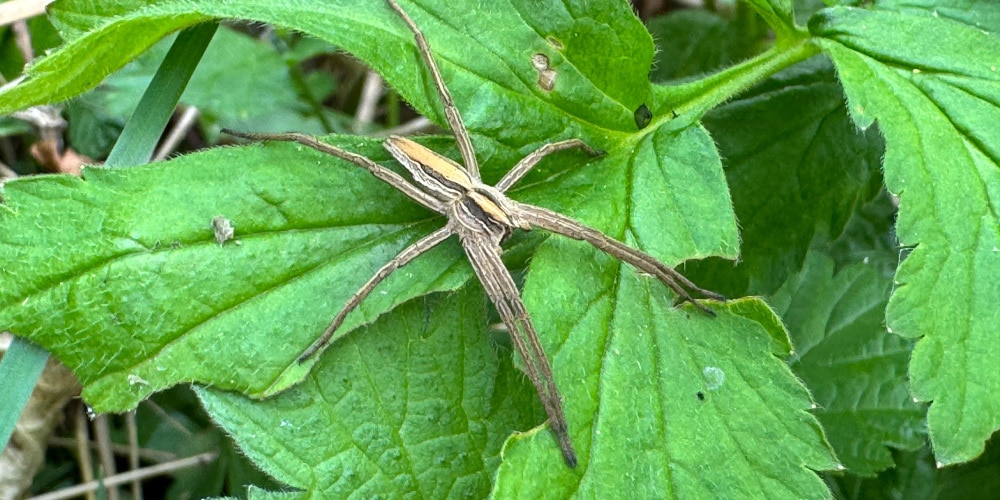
[[697, 391, 705, 401], [546, 36, 564, 51], [634, 103, 652, 129]]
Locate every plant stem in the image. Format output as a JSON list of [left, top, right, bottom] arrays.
[[654, 38, 820, 131]]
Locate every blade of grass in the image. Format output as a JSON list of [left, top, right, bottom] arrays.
[[0, 23, 218, 452], [0, 338, 49, 448], [107, 23, 219, 166]]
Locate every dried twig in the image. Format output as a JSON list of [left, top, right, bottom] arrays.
[[28, 452, 218, 500], [91, 416, 120, 500], [354, 71, 384, 133], [153, 106, 200, 161], [0, 0, 52, 27], [374, 116, 433, 137]]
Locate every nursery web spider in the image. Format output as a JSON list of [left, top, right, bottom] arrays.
[[226, 0, 722, 468]]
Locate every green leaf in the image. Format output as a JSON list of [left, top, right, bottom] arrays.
[[246, 486, 306, 500], [828, 447, 938, 500], [196, 285, 545, 498], [772, 251, 925, 477], [2, 0, 650, 135], [812, 4, 1000, 465], [484, 119, 832, 495], [0, 116, 32, 137], [831, 436, 1000, 500], [0, 16, 62, 80], [0, 338, 48, 449], [496, 265, 837, 497], [0, 16, 213, 463], [515, 124, 739, 265], [107, 23, 218, 165], [0, 138, 469, 411], [823, 190, 899, 278]]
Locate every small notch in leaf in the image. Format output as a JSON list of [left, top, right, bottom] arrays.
[[634, 103, 652, 129]]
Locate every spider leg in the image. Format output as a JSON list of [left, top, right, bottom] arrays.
[[517, 204, 725, 315], [224, 129, 446, 214], [299, 226, 453, 362], [496, 139, 603, 193], [458, 232, 577, 468], [386, 0, 480, 180]]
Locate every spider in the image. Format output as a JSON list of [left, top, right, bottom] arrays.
[[225, 0, 723, 468]]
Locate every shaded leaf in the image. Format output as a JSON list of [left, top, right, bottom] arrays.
[[687, 57, 883, 296], [823, 189, 899, 278], [773, 251, 925, 477], [830, 435, 1000, 500], [648, 9, 765, 83], [0, 117, 32, 137]]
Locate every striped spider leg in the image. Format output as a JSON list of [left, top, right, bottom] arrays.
[[225, 0, 723, 468]]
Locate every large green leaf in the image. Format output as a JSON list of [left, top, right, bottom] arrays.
[[773, 251, 925, 477], [812, 3, 1000, 465], [2, 0, 650, 136], [0, 138, 469, 409], [495, 282, 837, 496], [1, 0, 741, 405], [490, 122, 835, 494]]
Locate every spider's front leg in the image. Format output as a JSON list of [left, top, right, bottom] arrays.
[[517, 203, 725, 315], [222, 129, 446, 215], [386, 0, 479, 179], [496, 139, 604, 193]]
